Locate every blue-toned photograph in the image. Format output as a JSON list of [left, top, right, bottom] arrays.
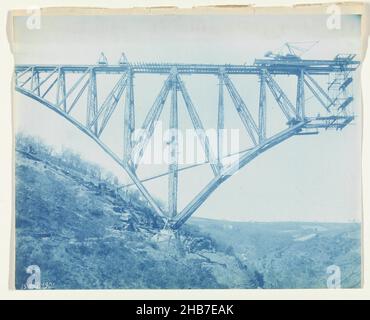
[[12, 8, 362, 289]]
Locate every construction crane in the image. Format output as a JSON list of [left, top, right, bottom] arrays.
[[264, 41, 319, 60]]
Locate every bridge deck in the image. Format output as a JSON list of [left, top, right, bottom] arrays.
[[15, 58, 360, 75]]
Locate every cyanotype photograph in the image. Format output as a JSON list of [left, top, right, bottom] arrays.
[[10, 6, 363, 289]]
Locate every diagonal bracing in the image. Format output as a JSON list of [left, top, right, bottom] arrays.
[[14, 54, 360, 230]]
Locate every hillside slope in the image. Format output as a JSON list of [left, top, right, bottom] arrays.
[[15, 149, 258, 289], [15, 135, 361, 289]]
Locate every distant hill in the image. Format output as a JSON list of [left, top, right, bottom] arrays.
[[190, 218, 361, 288]]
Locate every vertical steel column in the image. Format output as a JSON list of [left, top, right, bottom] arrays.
[[87, 69, 98, 135], [34, 71, 41, 97], [296, 69, 305, 120], [30, 67, 35, 91], [217, 70, 224, 169], [258, 70, 266, 142], [124, 68, 135, 163], [168, 68, 178, 219], [56, 68, 67, 112]]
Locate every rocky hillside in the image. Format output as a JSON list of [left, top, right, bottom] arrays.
[[15, 135, 361, 289], [15, 141, 259, 289]]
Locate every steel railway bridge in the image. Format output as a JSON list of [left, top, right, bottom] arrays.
[[14, 53, 360, 230]]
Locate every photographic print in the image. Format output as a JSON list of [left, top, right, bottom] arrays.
[[10, 5, 364, 289]]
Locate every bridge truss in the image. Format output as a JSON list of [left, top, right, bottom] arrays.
[[14, 54, 360, 230]]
